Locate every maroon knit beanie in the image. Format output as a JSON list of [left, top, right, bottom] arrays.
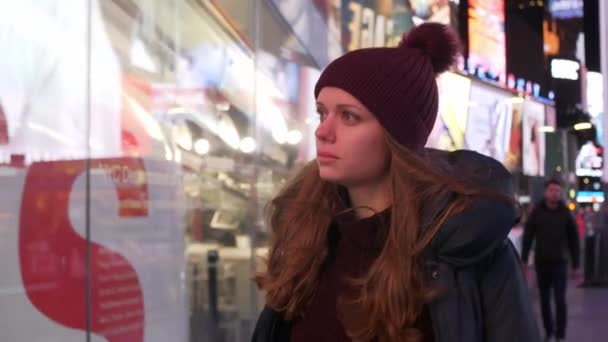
[[314, 23, 461, 151]]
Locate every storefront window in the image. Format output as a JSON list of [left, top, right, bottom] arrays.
[[1, 0, 322, 341]]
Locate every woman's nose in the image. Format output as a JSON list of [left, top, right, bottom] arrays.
[[315, 115, 336, 143]]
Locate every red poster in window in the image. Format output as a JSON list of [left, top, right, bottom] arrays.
[[19, 158, 149, 342]]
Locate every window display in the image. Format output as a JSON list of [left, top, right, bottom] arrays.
[[0, 1, 321, 341], [0, 0, 121, 163]]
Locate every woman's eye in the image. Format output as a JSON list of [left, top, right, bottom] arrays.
[[343, 111, 359, 122], [317, 110, 326, 121]]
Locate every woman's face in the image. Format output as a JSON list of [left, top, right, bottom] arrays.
[[315, 87, 390, 187]]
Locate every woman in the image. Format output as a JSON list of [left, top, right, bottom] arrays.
[[252, 23, 540, 342]]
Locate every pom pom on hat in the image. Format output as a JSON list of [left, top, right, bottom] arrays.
[[399, 22, 461, 74]]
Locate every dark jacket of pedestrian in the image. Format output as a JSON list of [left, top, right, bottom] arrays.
[[521, 179, 581, 340], [521, 200, 580, 268]]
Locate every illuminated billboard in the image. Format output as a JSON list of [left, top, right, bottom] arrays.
[[468, 0, 506, 83]]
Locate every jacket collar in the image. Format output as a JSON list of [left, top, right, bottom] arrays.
[[540, 199, 566, 212], [425, 149, 517, 267]]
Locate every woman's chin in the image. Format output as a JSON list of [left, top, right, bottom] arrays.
[[318, 169, 342, 183]]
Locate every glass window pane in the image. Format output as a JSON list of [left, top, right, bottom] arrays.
[[1, 1, 325, 341], [0, 1, 90, 340]]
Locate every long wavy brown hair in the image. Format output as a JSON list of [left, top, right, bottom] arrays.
[[255, 134, 507, 341]]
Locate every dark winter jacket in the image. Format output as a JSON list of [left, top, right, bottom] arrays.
[[521, 200, 580, 268], [252, 149, 541, 342]]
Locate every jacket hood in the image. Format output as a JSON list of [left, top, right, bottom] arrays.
[[425, 149, 518, 267]]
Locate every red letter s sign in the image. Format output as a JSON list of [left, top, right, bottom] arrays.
[[19, 158, 149, 342]]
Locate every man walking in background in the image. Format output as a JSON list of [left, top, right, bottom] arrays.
[[522, 179, 581, 342]]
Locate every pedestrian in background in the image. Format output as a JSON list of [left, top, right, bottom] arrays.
[[522, 179, 581, 342]]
